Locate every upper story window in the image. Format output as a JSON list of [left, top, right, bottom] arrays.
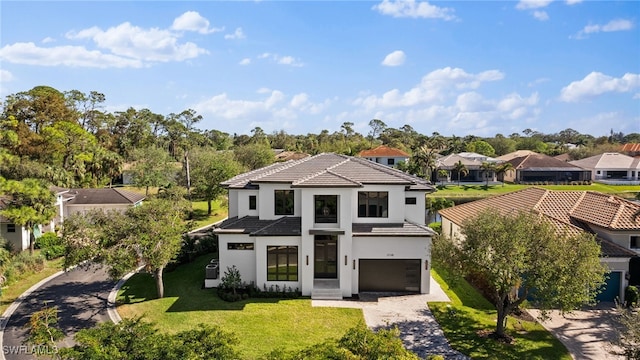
[[7, 224, 16, 233], [387, 158, 395, 165], [631, 236, 639, 249], [315, 195, 338, 223], [249, 195, 257, 210], [405, 197, 417, 205], [358, 192, 388, 218], [274, 190, 294, 215]]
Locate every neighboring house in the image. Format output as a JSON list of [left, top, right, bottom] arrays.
[[0, 187, 145, 251], [210, 153, 436, 300], [436, 152, 501, 183], [500, 153, 591, 184], [439, 187, 640, 303], [358, 145, 410, 167], [496, 150, 538, 162], [570, 152, 640, 182]]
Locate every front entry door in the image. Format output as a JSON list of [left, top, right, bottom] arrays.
[[314, 235, 338, 278]]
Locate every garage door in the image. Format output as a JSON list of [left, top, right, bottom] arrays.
[[359, 259, 420, 292], [596, 271, 621, 303]]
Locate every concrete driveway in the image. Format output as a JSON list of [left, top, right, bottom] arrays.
[[1, 264, 115, 360], [528, 303, 624, 360]]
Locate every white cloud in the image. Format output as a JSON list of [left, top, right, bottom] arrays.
[[257, 53, 304, 67], [372, 0, 456, 21], [565, 0, 582, 4], [42, 37, 55, 44], [193, 89, 330, 125], [0, 69, 13, 82], [0, 42, 143, 68], [560, 72, 640, 102], [66, 22, 208, 62], [353, 66, 504, 110], [516, 0, 553, 10], [528, 77, 550, 87], [573, 19, 634, 39], [633, 93, 640, 100], [171, 11, 223, 34], [239, 58, 251, 65], [382, 50, 405, 66], [533, 11, 549, 21], [225, 27, 246, 40]]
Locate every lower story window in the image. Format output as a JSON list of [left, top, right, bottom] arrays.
[[631, 236, 639, 249], [7, 224, 16, 233], [267, 246, 298, 281]]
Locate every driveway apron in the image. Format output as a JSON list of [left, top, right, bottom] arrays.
[[1, 264, 114, 360]]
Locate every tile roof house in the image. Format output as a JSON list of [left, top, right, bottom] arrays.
[[500, 153, 591, 184], [436, 153, 502, 183], [570, 152, 640, 183], [439, 187, 640, 303], [620, 143, 640, 156], [211, 153, 436, 299], [0, 187, 145, 251], [358, 145, 410, 167]]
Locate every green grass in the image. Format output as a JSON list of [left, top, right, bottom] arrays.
[[429, 266, 572, 360], [0, 255, 64, 314], [117, 253, 363, 359], [190, 199, 227, 229], [431, 183, 640, 200]]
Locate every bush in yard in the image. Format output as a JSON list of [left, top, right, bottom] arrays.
[[218, 265, 244, 302], [35, 232, 65, 259], [265, 324, 420, 360], [624, 286, 639, 308], [428, 222, 442, 234]]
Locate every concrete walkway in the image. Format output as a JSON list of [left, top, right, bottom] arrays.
[[312, 276, 469, 359], [528, 303, 624, 360]]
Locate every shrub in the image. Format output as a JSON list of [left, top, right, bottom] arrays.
[[217, 265, 244, 302], [4, 252, 45, 284], [624, 285, 639, 308], [428, 222, 442, 234], [35, 233, 65, 259]]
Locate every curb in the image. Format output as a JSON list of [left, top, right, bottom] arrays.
[[0, 267, 71, 360], [106, 267, 143, 324]]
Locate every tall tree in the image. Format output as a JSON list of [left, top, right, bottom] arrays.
[[189, 148, 243, 214], [0, 177, 56, 254], [433, 209, 606, 340], [129, 146, 177, 196], [495, 162, 514, 186], [453, 160, 468, 187], [367, 119, 386, 146], [234, 143, 274, 170], [62, 199, 190, 298], [480, 161, 497, 187]]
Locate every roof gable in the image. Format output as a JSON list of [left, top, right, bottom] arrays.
[[570, 152, 639, 169], [508, 153, 585, 170], [222, 153, 434, 190], [358, 145, 409, 158]]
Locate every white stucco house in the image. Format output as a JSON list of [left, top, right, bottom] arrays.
[[0, 187, 145, 251], [209, 153, 436, 299], [570, 152, 640, 183]]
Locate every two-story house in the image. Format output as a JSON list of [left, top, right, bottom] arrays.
[[439, 187, 640, 303], [210, 153, 436, 299], [358, 145, 410, 168]]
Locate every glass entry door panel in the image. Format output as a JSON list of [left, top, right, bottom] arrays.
[[314, 235, 338, 278]]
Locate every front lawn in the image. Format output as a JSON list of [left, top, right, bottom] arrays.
[[116, 254, 363, 359], [429, 266, 571, 359], [0, 256, 64, 314]]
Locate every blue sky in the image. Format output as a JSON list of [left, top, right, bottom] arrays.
[[1, 1, 639, 138]]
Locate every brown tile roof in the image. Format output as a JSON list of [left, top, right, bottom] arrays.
[[222, 153, 434, 191], [66, 188, 146, 205], [621, 143, 640, 153], [358, 145, 409, 158], [508, 153, 585, 171], [438, 187, 640, 257], [352, 222, 436, 237], [497, 150, 538, 161]]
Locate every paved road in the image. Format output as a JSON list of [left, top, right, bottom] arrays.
[[528, 303, 624, 360], [1, 264, 114, 360]]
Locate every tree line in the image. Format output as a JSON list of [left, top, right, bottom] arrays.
[[2, 85, 639, 192]]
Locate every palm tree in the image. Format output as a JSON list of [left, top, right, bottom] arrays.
[[453, 160, 469, 187], [438, 169, 448, 186], [495, 162, 514, 186], [412, 145, 438, 182], [480, 161, 497, 187]]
